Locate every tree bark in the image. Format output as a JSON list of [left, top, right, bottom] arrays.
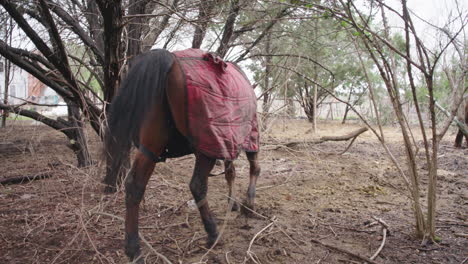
[[216, 0, 241, 57], [96, 0, 124, 106], [0, 102, 92, 167], [192, 0, 215, 49], [2, 56, 11, 128], [1, 17, 13, 128], [261, 31, 273, 131], [127, 0, 150, 61], [66, 101, 92, 167]]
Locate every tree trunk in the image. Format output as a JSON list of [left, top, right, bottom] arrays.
[[312, 83, 317, 132], [216, 0, 240, 57], [1, 57, 10, 128], [127, 0, 150, 61], [97, 0, 124, 107], [261, 31, 273, 131], [66, 101, 92, 167], [192, 0, 214, 49], [342, 88, 353, 124], [305, 98, 315, 123], [342, 106, 350, 124], [1, 17, 13, 128]]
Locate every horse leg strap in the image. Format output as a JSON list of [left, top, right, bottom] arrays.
[[138, 144, 166, 163], [197, 198, 207, 208]]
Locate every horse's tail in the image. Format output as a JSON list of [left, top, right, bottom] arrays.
[[103, 49, 174, 191]]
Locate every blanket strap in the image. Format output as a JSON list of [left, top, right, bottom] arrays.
[[196, 197, 207, 208], [138, 144, 166, 163]]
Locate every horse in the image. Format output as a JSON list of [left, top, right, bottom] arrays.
[[454, 98, 468, 148], [103, 49, 260, 262]]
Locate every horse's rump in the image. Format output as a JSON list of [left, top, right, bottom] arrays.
[[173, 49, 259, 160]]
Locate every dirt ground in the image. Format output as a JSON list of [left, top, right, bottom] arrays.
[[0, 119, 467, 264]]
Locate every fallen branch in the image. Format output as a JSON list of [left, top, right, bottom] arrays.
[[92, 211, 173, 264], [262, 127, 369, 151], [370, 217, 389, 261], [286, 127, 368, 147], [247, 217, 277, 264], [310, 238, 380, 264], [0, 172, 53, 185]]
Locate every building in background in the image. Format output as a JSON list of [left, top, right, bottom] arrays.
[[0, 60, 66, 116]]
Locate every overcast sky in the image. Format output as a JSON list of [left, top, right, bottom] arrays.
[[383, 0, 467, 46]]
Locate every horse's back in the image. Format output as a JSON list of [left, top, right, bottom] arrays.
[[168, 49, 259, 160]]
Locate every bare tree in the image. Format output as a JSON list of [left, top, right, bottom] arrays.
[[1, 15, 13, 128], [306, 0, 467, 241]]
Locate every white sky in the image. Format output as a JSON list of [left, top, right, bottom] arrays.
[[383, 0, 467, 46]]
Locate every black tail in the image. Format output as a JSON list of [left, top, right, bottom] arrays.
[[103, 49, 174, 191]]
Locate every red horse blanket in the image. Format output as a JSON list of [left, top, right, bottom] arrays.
[[174, 49, 259, 160]]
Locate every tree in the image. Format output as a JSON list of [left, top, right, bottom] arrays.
[[1, 15, 13, 128], [308, 0, 467, 241]]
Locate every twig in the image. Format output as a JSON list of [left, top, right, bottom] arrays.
[[460, 257, 467, 264], [0, 172, 53, 185], [285, 127, 368, 148], [91, 211, 173, 264], [274, 222, 306, 253], [139, 233, 173, 264], [247, 217, 277, 264], [225, 251, 232, 264], [310, 238, 380, 264], [223, 195, 269, 220], [199, 197, 235, 261], [78, 211, 106, 264], [316, 250, 330, 264], [370, 216, 389, 261], [370, 228, 387, 260]]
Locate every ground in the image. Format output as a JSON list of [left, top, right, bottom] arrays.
[[0, 119, 467, 264]]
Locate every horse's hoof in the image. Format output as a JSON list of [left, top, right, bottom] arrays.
[[241, 202, 255, 217], [231, 202, 239, 211], [104, 185, 117, 194], [130, 256, 144, 264], [206, 233, 219, 248]]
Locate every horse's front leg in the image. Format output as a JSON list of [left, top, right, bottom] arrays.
[[125, 153, 156, 262], [190, 152, 218, 247], [243, 152, 261, 215]]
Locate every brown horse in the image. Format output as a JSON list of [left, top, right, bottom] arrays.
[[454, 98, 468, 148], [104, 49, 260, 262]]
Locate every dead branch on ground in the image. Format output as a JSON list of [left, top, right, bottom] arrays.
[[0, 172, 53, 185], [91, 211, 173, 264], [246, 217, 277, 264], [264, 127, 368, 153], [309, 238, 380, 264], [368, 216, 390, 261]]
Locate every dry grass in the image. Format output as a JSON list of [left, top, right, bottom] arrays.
[[1, 119, 467, 264]]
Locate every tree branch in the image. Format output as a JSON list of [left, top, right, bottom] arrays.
[[47, 1, 105, 64]]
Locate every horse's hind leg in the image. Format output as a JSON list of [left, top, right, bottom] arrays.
[[224, 160, 239, 211], [125, 110, 169, 262], [190, 152, 218, 247], [243, 151, 260, 215], [124, 153, 156, 262]]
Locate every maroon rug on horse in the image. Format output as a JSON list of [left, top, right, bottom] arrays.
[[174, 49, 259, 160]]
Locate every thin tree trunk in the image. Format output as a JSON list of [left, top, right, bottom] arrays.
[[1, 17, 13, 128], [66, 100, 92, 167], [342, 89, 352, 124], [313, 83, 317, 132], [192, 0, 214, 49], [2, 57, 10, 128], [261, 31, 272, 131]]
